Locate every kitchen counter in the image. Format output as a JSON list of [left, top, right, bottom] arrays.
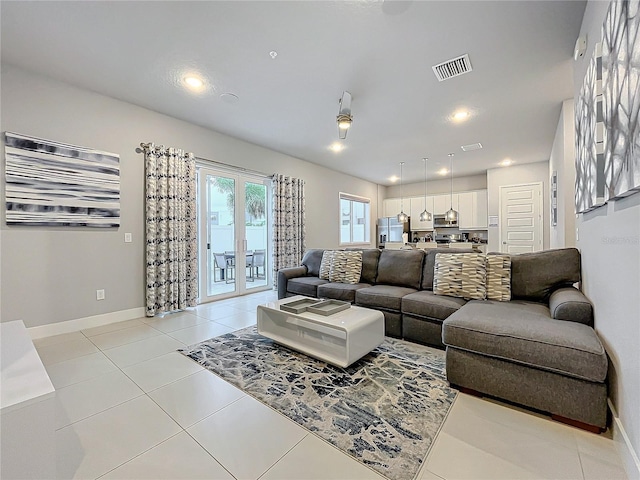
[[415, 242, 487, 253]]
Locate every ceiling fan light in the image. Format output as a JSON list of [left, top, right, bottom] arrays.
[[337, 114, 352, 130], [420, 210, 432, 222]]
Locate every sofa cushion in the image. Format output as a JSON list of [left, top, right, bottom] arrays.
[[319, 250, 335, 280], [356, 285, 417, 311], [287, 276, 329, 297], [346, 248, 381, 284], [317, 282, 371, 303], [486, 254, 511, 301], [510, 248, 581, 302], [402, 290, 468, 320], [433, 253, 486, 300], [442, 300, 608, 383], [421, 248, 475, 290], [301, 249, 325, 277], [375, 249, 425, 289], [329, 250, 362, 284]]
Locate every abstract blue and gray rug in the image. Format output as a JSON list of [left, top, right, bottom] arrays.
[[179, 327, 457, 480]]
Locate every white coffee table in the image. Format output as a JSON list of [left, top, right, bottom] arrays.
[[257, 296, 385, 368]]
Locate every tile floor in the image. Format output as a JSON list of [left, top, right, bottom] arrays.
[[34, 290, 628, 480]]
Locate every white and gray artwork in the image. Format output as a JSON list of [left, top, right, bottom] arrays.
[[575, 43, 606, 213], [4, 132, 120, 227], [602, 0, 640, 200]]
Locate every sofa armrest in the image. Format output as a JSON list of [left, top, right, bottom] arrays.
[[549, 287, 594, 327], [277, 266, 308, 299]]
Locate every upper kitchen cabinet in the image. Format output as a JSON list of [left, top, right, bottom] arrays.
[[382, 198, 403, 218], [433, 193, 458, 215], [409, 196, 434, 230], [458, 190, 488, 229]]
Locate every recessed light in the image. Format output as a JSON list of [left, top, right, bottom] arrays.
[[452, 110, 470, 122], [184, 76, 204, 90], [269, 51, 278, 59], [329, 142, 344, 153], [501, 158, 513, 167], [438, 168, 449, 176], [389, 175, 399, 183]]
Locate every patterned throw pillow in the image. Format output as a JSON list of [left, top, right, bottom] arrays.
[[319, 250, 335, 280], [329, 251, 363, 284], [486, 254, 511, 301], [433, 253, 486, 300]]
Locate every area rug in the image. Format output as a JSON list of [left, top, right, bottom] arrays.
[[179, 327, 457, 480]]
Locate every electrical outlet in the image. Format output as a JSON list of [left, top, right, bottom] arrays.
[[96, 289, 105, 301], [124, 232, 132, 243]]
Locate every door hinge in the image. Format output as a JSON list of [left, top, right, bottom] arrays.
[[207, 243, 210, 250]]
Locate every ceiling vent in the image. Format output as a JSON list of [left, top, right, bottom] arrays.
[[432, 54, 472, 82], [461, 142, 483, 152]]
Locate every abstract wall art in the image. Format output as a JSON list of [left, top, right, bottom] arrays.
[[4, 132, 120, 227], [575, 43, 606, 213], [602, 0, 640, 200]]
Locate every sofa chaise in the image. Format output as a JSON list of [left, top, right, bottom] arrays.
[[277, 247, 608, 431]]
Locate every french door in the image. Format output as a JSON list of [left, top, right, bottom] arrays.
[[198, 166, 271, 303]]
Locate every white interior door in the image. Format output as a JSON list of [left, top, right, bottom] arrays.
[[499, 182, 543, 254], [198, 167, 271, 303]]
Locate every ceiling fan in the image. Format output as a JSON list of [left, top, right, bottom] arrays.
[[337, 91, 352, 140]]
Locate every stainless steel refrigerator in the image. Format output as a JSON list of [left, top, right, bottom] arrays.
[[377, 217, 410, 247]]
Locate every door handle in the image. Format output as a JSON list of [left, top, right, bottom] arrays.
[[502, 241, 507, 244]]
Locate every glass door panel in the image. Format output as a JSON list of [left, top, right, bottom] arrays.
[[243, 181, 268, 291], [204, 173, 237, 298]]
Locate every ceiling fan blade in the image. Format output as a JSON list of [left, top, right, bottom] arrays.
[[339, 91, 352, 115]]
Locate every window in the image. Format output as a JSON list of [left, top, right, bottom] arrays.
[[339, 193, 371, 245]]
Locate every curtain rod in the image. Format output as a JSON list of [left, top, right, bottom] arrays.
[[138, 143, 273, 179]]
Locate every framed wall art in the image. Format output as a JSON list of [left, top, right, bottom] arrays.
[[4, 132, 120, 227], [602, 0, 640, 201]]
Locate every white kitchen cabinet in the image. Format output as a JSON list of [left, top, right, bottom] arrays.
[[458, 190, 488, 229], [475, 190, 488, 228], [433, 194, 458, 215], [382, 198, 403, 218], [409, 196, 434, 230]]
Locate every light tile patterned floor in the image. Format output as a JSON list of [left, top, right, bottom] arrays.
[[35, 290, 628, 480]]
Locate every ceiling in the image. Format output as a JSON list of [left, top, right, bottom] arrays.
[[0, 1, 586, 186]]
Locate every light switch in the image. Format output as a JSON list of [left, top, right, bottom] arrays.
[[124, 232, 132, 243]]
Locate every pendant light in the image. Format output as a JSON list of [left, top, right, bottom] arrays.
[[445, 153, 458, 222], [419, 157, 432, 222], [397, 162, 408, 222]]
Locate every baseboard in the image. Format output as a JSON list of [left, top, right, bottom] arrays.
[[608, 399, 640, 480], [27, 307, 146, 340]]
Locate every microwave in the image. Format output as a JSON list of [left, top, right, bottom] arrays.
[[433, 214, 458, 228]]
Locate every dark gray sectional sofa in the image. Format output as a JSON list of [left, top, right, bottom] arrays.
[[277, 247, 608, 431]]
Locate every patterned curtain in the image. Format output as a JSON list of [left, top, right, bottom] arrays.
[[144, 144, 198, 316], [272, 174, 306, 286]]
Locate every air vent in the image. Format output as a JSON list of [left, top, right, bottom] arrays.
[[432, 54, 473, 82], [461, 142, 483, 152]]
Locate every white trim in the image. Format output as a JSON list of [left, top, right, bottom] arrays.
[[27, 307, 146, 340], [608, 399, 640, 480]]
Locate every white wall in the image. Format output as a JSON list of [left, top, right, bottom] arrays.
[[574, 2, 640, 477], [0, 65, 379, 328], [385, 174, 487, 198], [549, 99, 577, 249], [486, 161, 550, 252]]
